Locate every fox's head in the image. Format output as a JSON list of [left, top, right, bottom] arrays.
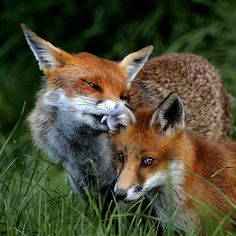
[[112, 92, 187, 202], [21, 24, 153, 132]]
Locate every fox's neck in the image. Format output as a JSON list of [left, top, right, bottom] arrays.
[[147, 131, 235, 231], [146, 132, 198, 230], [146, 174, 196, 231]]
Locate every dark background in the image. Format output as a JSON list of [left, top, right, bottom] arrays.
[[0, 0, 236, 141], [0, 2, 235, 234]]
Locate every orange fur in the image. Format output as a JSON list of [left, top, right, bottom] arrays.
[[112, 103, 236, 230], [22, 25, 234, 214], [21, 23, 151, 103], [22, 24, 233, 141], [45, 52, 128, 99]]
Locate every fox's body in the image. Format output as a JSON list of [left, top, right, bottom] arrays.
[[112, 93, 236, 231], [22, 24, 233, 195], [130, 53, 232, 140]]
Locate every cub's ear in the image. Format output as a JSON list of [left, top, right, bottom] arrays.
[[151, 92, 185, 137], [120, 45, 153, 87], [21, 23, 72, 72]]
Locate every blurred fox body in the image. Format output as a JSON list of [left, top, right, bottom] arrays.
[[130, 53, 232, 140], [112, 93, 236, 231], [21, 24, 232, 195]]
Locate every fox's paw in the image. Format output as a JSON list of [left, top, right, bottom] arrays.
[[105, 104, 135, 133]]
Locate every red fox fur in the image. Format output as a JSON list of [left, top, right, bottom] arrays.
[[112, 92, 236, 231], [21, 23, 233, 197]]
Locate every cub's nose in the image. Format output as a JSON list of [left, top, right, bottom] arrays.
[[115, 189, 127, 201]]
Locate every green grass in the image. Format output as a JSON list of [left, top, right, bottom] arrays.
[[1, 1, 236, 235], [0, 138, 162, 235], [1, 148, 235, 236], [0, 113, 235, 235]]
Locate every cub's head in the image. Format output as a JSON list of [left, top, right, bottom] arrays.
[[21, 24, 153, 132], [112, 92, 186, 202]]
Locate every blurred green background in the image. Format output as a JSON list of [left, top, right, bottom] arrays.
[[0, 0, 236, 141], [0, 1, 236, 234]]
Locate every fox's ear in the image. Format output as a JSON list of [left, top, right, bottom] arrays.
[[151, 92, 185, 137], [21, 23, 71, 72], [120, 46, 153, 87]]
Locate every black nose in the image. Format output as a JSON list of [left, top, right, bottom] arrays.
[[115, 189, 127, 201]]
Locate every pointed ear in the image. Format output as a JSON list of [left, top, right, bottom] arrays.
[[120, 46, 153, 87], [21, 23, 70, 72], [151, 92, 185, 137]]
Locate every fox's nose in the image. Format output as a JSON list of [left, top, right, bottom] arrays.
[[115, 189, 127, 201]]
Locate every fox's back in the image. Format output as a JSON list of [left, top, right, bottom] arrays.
[[129, 53, 232, 140], [186, 134, 236, 209]]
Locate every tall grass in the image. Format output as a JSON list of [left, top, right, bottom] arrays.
[[0, 134, 157, 235], [0, 114, 235, 235], [0, 1, 236, 235]]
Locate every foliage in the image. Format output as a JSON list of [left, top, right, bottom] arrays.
[[0, 125, 235, 235], [0, 0, 236, 235], [0, 131, 235, 235]]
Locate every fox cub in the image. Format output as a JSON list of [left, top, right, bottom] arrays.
[[22, 24, 232, 195], [112, 92, 236, 231]]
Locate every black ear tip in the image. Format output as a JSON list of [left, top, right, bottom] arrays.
[[169, 92, 182, 100], [169, 92, 184, 109], [161, 91, 185, 124], [167, 92, 184, 108]]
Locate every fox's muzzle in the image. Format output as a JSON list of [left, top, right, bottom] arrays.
[[115, 188, 127, 201]]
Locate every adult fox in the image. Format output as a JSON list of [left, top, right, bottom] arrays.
[[21, 24, 232, 196], [112, 92, 236, 231]]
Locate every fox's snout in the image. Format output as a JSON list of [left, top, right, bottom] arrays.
[[115, 188, 127, 201], [114, 185, 145, 203], [114, 181, 145, 203]]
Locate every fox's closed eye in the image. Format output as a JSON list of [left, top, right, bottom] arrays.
[[83, 79, 102, 92], [87, 81, 102, 91], [142, 157, 155, 167]]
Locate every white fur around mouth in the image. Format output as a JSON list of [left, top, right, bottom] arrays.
[[120, 162, 185, 204], [125, 186, 146, 202]]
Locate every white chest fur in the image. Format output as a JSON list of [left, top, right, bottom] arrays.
[[145, 162, 196, 232]]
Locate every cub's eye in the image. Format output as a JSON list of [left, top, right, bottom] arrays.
[[116, 152, 125, 162], [142, 157, 155, 167]]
